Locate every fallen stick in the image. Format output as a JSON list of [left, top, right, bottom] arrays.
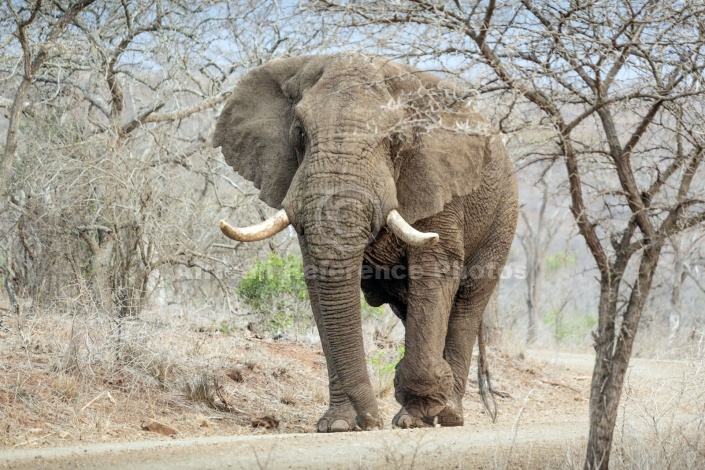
[[540, 380, 582, 393], [80, 391, 115, 414]]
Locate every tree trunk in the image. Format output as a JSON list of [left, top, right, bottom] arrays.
[[79, 228, 115, 313], [669, 238, 685, 343], [1, 79, 31, 188], [585, 247, 661, 469], [526, 251, 542, 345]]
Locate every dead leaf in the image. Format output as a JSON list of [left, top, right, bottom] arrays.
[[141, 419, 177, 437]]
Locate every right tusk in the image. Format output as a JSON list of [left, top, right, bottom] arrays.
[[386, 209, 439, 247], [220, 209, 290, 242]]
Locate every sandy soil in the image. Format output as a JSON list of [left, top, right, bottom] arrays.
[[1, 344, 696, 470]]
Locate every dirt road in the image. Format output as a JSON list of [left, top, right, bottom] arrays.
[[0, 350, 691, 469]]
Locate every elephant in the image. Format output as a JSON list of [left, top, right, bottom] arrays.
[[213, 53, 518, 432]]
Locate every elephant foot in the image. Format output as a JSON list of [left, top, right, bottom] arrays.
[[316, 405, 381, 432], [396, 400, 464, 428], [317, 405, 359, 433], [392, 407, 431, 429], [356, 412, 382, 431], [433, 402, 464, 427]]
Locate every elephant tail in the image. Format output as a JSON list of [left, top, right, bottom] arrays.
[[477, 316, 498, 423]]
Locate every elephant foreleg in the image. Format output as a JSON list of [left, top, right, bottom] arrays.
[[393, 248, 461, 427]]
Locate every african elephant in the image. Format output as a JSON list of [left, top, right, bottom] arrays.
[[214, 53, 518, 432]]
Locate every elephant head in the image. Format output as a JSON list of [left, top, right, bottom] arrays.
[[214, 53, 491, 428]]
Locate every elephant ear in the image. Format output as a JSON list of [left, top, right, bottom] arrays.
[[384, 63, 495, 225], [213, 56, 314, 209]]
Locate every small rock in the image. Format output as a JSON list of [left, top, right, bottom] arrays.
[[251, 415, 280, 430], [141, 419, 177, 436], [225, 368, 243, 383]]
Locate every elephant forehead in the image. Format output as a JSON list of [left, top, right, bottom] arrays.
[[295, 99, 397, 136], [312, 61, 389, 100]]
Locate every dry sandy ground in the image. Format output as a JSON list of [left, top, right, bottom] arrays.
[[2, 346, 698, 469]]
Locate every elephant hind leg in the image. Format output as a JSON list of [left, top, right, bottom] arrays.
[[440, 281, 492, 426], [443, 224, 514, 424]]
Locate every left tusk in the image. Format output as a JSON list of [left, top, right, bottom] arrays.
[[386, 209, 439, 247], [219, 209, 290, 242]]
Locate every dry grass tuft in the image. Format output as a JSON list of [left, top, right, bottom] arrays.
[[184, 372, 231, 412], [50, 374, 81, 402], [280, 393, 297, 406], [119, 342, 175, 385], [184, 372, 217, 405], [272, 366, 291, 381]]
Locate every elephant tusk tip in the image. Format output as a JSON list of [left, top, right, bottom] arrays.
[[219, 219, 238, 238]]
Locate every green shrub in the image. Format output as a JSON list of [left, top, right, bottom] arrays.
[[367, 343, 404, 397], [238, 253, 308, 310], [361, 299, 386, 321], [367, 344, 405, 379], [237, 253, 309, 333], [543, 308, 597, 343], [545, 252, 577, 274]]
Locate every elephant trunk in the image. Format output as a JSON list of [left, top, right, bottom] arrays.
[[301, 206, 380, 428], [313, 256, 380, 427]]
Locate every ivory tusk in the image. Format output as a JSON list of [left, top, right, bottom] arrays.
[[219, 209, 290, 242], [386, 209, 439, 247]]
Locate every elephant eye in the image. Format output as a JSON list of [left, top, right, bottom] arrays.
[[292, 125, 307, 164]]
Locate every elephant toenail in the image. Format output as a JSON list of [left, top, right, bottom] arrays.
[[329, 419, 350, 432], [317, 419, 329, 433]]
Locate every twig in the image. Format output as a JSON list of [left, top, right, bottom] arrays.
[[540, 379, 582, 393], [507, 387, 535, 464], [79, 391, 115, 414]]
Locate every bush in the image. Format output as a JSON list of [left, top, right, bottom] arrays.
[[545, 252, 577, 274], [237, 253, 309, 333], [543, 308, 597, 344], [367, 344, 405, 397]]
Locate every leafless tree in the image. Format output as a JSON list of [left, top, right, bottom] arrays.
[[517, 177, 564, 344], [665, 232, 705, 342], [313, 1, 705, 467], [0, 1, 334, 319]]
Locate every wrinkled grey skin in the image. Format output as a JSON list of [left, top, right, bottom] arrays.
[[214, 54, 518, 431]]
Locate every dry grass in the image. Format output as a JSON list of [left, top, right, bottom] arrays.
[[610, 348, 705, 469], [0, 303, 591, 451], [7, 301, 698, 470], [0, 304, 335, 446]]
